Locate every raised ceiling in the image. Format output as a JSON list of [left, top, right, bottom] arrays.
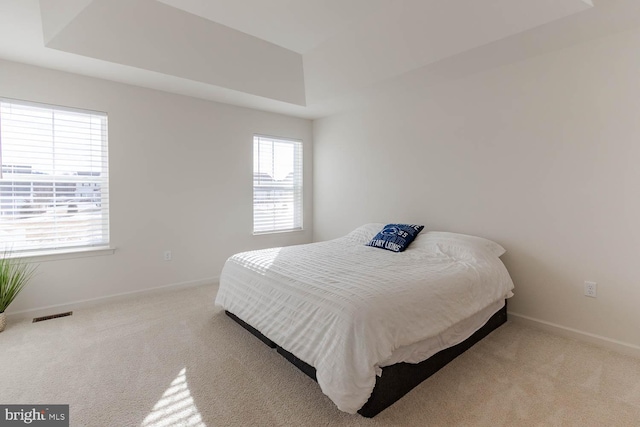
[[1, 0, 639, 118], [156, 0, 388, 54]]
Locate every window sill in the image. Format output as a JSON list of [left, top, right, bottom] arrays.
[[9, 246, 116, 263], [253, 228, 304, 236]]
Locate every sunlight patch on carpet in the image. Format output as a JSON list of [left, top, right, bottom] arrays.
[[141, 368, 204, 427]]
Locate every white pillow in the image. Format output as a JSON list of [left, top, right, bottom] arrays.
[[344, 223, 386, 244], [412, 231, 506, 257]]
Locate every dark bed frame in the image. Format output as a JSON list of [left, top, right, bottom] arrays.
[[225, 302, 507, 417]]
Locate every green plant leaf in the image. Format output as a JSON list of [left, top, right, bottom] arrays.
[[0, 251, 37, 313]]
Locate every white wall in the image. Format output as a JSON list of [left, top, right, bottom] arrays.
[[314, 27, 640, 348], [0, 59, 313, 314]]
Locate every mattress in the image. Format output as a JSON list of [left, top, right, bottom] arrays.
[[379, 297, 505, 367], [215, 224, 514, 414]]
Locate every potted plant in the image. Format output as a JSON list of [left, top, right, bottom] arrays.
[[0, 253, 37, 332]]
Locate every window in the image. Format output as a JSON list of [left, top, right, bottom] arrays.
[[253, 135, 302, 234], [0, 98, 109, 255]]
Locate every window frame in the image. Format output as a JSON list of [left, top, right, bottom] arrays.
[[252, 134, 303, 235], [0, 97, 110, 257]]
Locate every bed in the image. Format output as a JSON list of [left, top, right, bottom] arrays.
[[215, 223, 514, 417]]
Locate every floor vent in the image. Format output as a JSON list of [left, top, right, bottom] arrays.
[[32, 311, 73, 323]]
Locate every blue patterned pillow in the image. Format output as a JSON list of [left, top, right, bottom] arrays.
[[366, 224, 425, 252]]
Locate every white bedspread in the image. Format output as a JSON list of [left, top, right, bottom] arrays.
[[215, 225, 514, 414]]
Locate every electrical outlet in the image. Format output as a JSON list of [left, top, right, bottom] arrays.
[[584, 281, 597, 298], [164, 250, 172, 261]]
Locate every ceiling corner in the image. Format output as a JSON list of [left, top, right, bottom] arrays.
[[39, 0, 94, 45]]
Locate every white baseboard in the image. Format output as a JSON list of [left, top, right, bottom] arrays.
[[509, 311, 640, 359], [6, 276, 219, 321]]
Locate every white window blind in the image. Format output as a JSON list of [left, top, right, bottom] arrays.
[[253, 135, 302, 234], [0, 98, 109, 255]]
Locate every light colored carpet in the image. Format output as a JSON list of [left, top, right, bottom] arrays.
[[2, 284, 640, 426]]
